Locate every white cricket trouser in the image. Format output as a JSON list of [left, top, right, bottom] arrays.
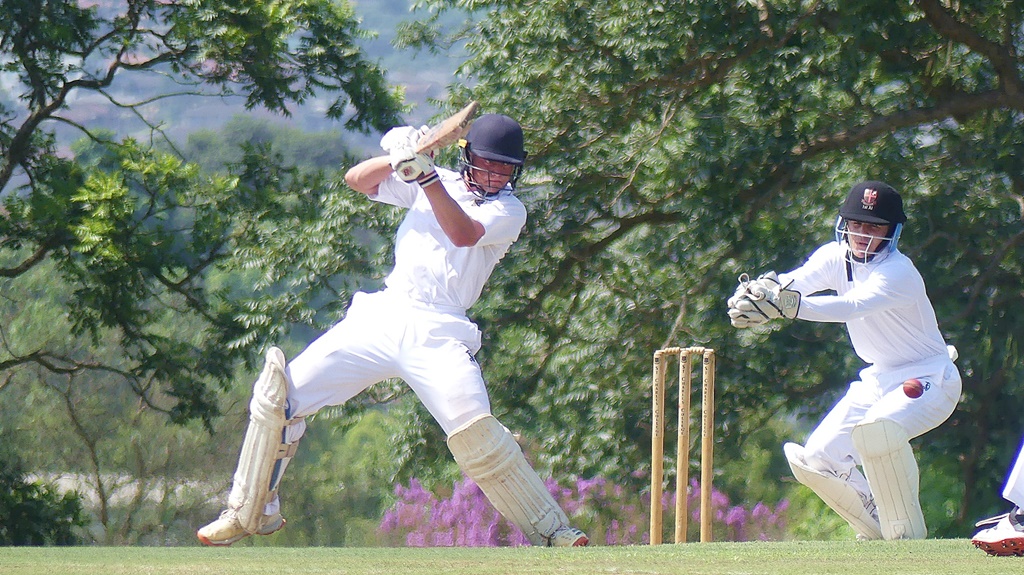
[[280, 289, 492, 442], [262, 290, 491, 517], [801, 353, 962, 497], [1003, 441, 1024, 509]]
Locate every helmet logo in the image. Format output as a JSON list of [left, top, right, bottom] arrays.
[[861, 188, 878, 211]]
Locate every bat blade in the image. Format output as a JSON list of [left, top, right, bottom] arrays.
[[415, 101, 480, 155]]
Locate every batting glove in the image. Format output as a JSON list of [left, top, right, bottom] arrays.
[[391, 150, 435, 183], [379, 125, 428, 154]]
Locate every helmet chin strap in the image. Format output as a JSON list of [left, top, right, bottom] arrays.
[[845, 244, 883, 281]]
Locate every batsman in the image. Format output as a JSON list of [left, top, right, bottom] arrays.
[[197, 109, 589, 547], [726, 181, 961, 540]]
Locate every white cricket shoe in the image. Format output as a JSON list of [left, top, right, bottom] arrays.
[[197, 509, 285, 546], [972, 508, 1024, 557], [547, 526, 589, 547]]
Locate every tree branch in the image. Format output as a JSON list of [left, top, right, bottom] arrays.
[[914, 0, 1024, 97]]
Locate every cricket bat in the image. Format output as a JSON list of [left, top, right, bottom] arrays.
[[414, 101, 480, 155]]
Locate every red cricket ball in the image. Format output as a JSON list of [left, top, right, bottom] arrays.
[[903, 378, 925, 399]]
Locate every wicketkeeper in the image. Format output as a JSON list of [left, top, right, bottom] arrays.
[[197, 113, 589, 547], [726, 181, 961, 540]]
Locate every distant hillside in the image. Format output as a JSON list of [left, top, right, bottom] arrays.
[[354, 0, 467, 117], [51, 1, 464, 157]]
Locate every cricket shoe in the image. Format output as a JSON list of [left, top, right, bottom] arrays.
[[197, 509, 285, 546], [972, 507, 1024, 557], [547, 526, 589, 547], [975, 510, 1011, 530]]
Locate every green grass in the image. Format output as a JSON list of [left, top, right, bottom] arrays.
[[0, 540, 1019, 575]]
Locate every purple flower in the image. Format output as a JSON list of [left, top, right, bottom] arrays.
[[407, 532, 425, 547], [379, 473, 789, 546]]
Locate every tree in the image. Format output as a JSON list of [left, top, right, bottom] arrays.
[[0, 0, 404, 426], [392, 0, 1024, 536], [0, 0, 411, 544], [0, 439, 85, 545]]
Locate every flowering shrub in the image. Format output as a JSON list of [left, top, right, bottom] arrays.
[[377, 477, 529, 546], [378, 475, 788, 546]]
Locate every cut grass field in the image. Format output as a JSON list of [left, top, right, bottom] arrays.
[[0, 539, 1018, 575]]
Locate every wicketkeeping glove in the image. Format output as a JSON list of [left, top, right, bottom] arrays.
[[727, 273, 770, 309], [726, 271, 801, 328], [727, 305, 771, 329]]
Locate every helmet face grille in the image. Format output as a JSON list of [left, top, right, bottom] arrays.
[[834, 217, 903, 263], [459, 148, 523, 197]]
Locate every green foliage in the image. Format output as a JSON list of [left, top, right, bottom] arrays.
[[0, 0, 410, 545], [0, 440, 85, 546], [0, 136, 401, 543], [0, 0, 404, 427], [167, 0, 405, 128], [0, 256, 243, 544]]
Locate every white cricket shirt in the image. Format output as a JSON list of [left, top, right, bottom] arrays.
[[372, 167, 527, 311], [779, 241, 948, 369]]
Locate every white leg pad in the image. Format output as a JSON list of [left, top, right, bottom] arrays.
[[447, 414, 569, 546], [227, 347, 296, 534], [851, 419, 927, 540], [784, 442, 883, 540]]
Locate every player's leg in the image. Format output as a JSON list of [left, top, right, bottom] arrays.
[[447, 413, 588, 546], [403, 322, 588, 546], [854, 363, 960, 540], [198, 293, 400, 546], [197, 347, 297, 546], [851, 418, 926, 539], [1004, 443, 1024, 506], [793, 388, 880, 538], [784, 442, 882, 539]]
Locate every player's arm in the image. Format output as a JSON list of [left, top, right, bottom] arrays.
[[351, 103, 477, 198], [346, 158, 484, 245], [344, 155, 393, 196], [420, 180, 485, 247], [383, 125, 486, 247], [797, 275, 907, 322]]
